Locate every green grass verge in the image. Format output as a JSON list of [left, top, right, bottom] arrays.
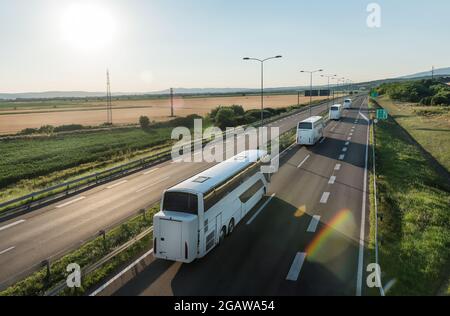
[[0, 204, 160, 296], [369, 99, 450, 296], [376, 96, 450, 173]]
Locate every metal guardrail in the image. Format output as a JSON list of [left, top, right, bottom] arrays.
[[45, 227, 154, 296]]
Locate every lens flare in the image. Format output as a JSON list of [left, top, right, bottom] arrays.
[[305, 209, 353, 259]]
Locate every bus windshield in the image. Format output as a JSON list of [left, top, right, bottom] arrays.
[[163, 192, 198, 215], [298, 122, 313, 130]]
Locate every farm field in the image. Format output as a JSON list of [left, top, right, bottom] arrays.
[[0, 94, 330, 134]]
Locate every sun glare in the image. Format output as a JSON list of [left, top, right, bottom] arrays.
[[60, 3, 116, 52]]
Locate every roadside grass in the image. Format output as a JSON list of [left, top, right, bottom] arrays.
[[0, 127, 174, 199], [376, 95, 450, 172], [0, 204, 160, 296], [369, 99, 450, 295], [0, 140, 174, 204]]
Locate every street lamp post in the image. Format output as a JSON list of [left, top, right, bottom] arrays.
[[321, 74, 337, 111], [330, 76, 339, 104], [300, 69, 323, 117], [243, 55, 282, 127]]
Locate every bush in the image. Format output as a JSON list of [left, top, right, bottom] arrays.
[[38, 125, 54, 134], [139, 116, 150, 130], [230, 105, 245, 116], [19, 128, 39, 135], [54, 125, 84, 133], [215, 107, 236, 130], [378, 79, 450, 105], [431, 91, 450, 105]]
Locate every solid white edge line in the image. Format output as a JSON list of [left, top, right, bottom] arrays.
[[286, 252, 307, 281], [0, 246, 15, 255], [90, 249, 154, 296], [246, 194, 276, 225], [56, 196, 86, 208], [0, 220, 26, 232], [297, 155, 311, 169], [307, 216, 321, 233], [356, 99, 369, 296]]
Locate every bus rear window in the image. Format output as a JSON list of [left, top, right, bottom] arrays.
[[298, 122, 313, 130], [331, 107, 339, 111], [163, 192, 198, 215]]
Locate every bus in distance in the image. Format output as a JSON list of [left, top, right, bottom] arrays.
[[329, 104, 343, 120], [153, 150, 269, 263], [296, 116, 324, 146], [343, 99, 352, 109]]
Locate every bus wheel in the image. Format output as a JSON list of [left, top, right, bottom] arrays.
[[228, 219, 235, 236], [219, 227, 226, 244]]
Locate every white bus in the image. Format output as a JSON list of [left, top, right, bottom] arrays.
[[329, 104, 343, 120], [153, 150, 269, 263], [297, 116, 324, 146], [343, 99, 352, 109]]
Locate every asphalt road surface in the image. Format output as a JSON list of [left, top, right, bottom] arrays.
[[0, 96, 353, 289], [114, 96, 371, 296]]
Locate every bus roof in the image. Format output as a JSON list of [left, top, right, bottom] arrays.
[[300, 116, 323, 124], [167, 150, 266, 195]]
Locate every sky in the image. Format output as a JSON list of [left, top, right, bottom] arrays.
[[0, 0, 449, 93]]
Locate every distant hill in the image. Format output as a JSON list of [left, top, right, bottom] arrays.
[[400, 67, 450, 79], [1, 67, 448, 100]]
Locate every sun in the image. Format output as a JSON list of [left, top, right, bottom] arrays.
[[60, 3, 116, 52]]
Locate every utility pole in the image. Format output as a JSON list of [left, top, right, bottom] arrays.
[[170, 88, 174, 117], [106, 69, 112, 125]]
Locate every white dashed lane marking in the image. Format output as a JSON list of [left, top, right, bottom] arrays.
[[56, 196, 86, 208], [320, 192, 331, 204], [0, 246, 15, 256], [297, 155, 311, 169], [0, 220, 26, 232], [286, 253, 307, 281], [329, 176, 336, 184], [307, 216, 321, 233], [143, 168, 159, 175], [106, 180, 128, 190]]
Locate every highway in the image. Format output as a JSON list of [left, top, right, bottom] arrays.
[[0, 96, 351, 289], [112, 96, 371, 296]]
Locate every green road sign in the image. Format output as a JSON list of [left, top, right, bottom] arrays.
[[376, 109, 388, 120], [371, 91, 379, 98]]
